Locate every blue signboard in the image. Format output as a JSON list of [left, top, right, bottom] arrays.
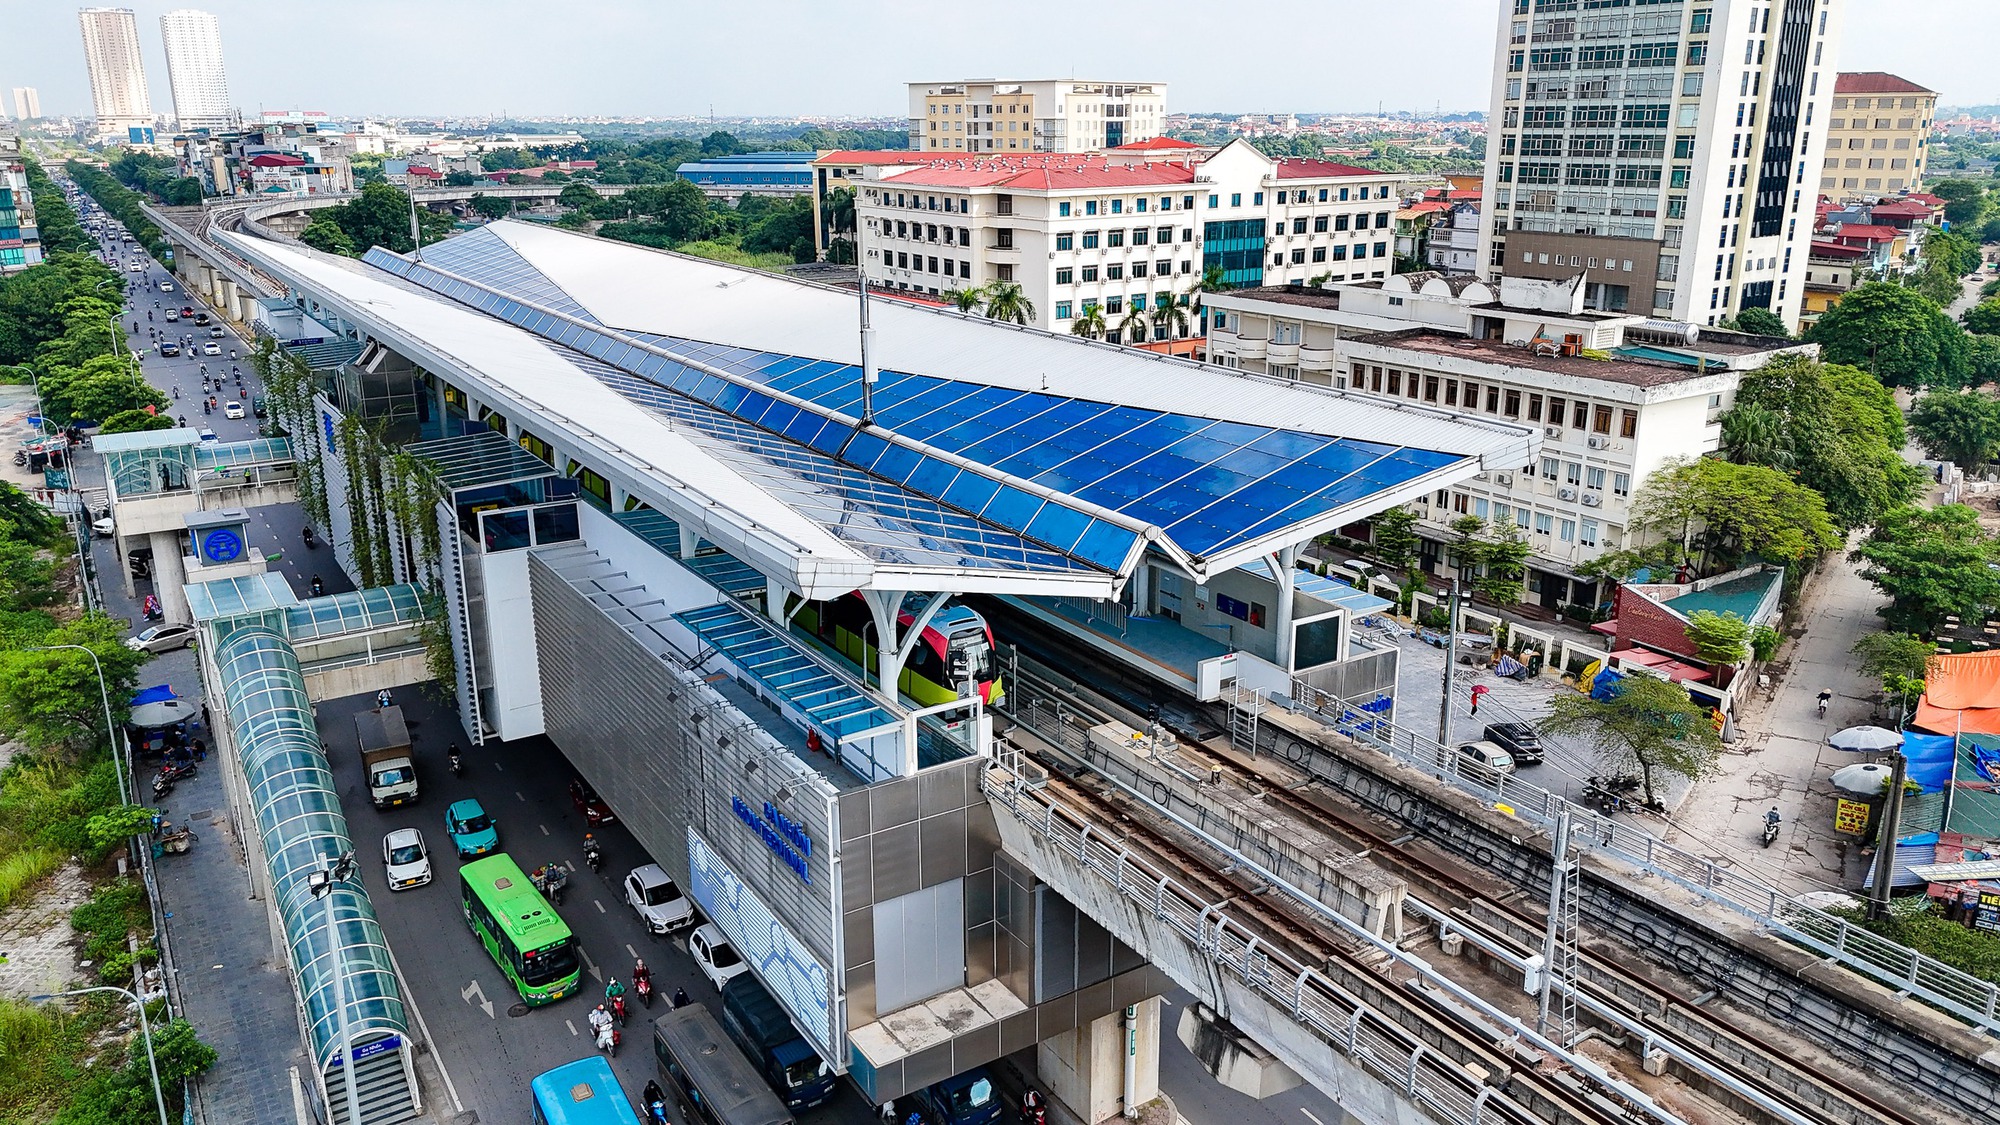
[[327, 1034, 401, 1068], [732, 796, 810, 883]]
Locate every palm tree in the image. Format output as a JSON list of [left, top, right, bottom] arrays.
[[1118, 305, 1150, 344], [983, 281, 1036, 325], [1150, 296, 1191, 340], [1718, 404, 1795, 470], [1070, 304, 1108, 340], [943, 285, 986, 313], [1185, 264, 1230, 332]]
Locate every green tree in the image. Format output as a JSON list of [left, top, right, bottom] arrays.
[[983, 281, 1035, 325], [1853, 631, 1935, 721], [1117, 304, 1149, 344], [1718, 402, 1794, 470], [557, 182, 602, 210], [1964, 298, 2000, 336], [1931, 179, 1990, 228], [1448, 515, 1486, 575], [97, 409, 173, 435], [1628, 456, 1839, 574], [1538, 672, 1722, 807], [1150, 295, 1192, 339], [0, 615, 148, 753], [1723, 307, 1789, 337], [298, 216, 356, 256], [1683, 609, 1752, 665], [1807, 282, 1971, 388], [700, 130, 740, 157], [1069, 303, 1107, 340], [1925, 228, 1984, 280], [1971, 336, 2000, 385], [442, 170, 480, 187], [1369, 506, 1420, 574], [469, 193, 515, 221], [1908, 389, 2000, 468], [1474, 521, 1530, 606], [1852, 504, 2000, 632], [943, 286, 985, 314]]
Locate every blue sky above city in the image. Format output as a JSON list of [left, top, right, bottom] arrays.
[[5, 0, 1996, 120]]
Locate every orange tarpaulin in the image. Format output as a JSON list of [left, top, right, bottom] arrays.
[[1911, 650, 2000, 736]]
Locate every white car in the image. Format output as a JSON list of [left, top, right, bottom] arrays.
[[201, 342, 221, 356], [159, 281, 174, 293], [381, 828, 432, 890], [223, 401, 245, 420], [126, 262, 141, 271], [623, 863, 694, 935], [688, 923, 749, 990]]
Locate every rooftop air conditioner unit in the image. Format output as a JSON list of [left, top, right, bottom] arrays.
[[1581, 492, 1603, 507], [1495, 472, 1514, 486], [1587, 435, 1609, 449], [1545, 426, 1563, 438], [1558, 487, 1578, 502]]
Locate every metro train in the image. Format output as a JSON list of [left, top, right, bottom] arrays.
[[791, 593, 1004, 708]]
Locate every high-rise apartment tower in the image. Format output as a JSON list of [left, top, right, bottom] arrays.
[[77, 7, 153, 134], [10, 88, 41, 121], [159, 9, 233, 131], [1477, 0, 1843, 330], [908, 79, 1166, 153]]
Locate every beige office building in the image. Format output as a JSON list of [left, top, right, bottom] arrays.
[[908, 79, 1166, 154], [78, 7, 152, 134], [10, 88, 40, 121], [1821, 72, 1936, 197]]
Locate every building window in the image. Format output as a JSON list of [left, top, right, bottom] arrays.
[[1311, 247, 1327, 263], [1056, 233, 1073, 251], [1230, 193, 1242, 207], [1106, 264, 1124, 280], [1593, 404, 1613, 433], [1082, 231, 1099, 249], [1108, 229, 1125, 247], [1613, 472, 1630, 497], [1541, 457, 1559, 481], [1085, 201, 1098, 216], [1055, 267, 1073, 285], [1055, 301, 1072, 319], [1527, 394, 1543, 421], [1081, 266, 1098, 282], [1586, 466, 1605, 491], [1133, 228, 1150, 246], [1387, 370, 1402, 396], [1619, 409, 1638, 438], [1059, 202, 1071, 217], [1565, 462, 1582, 486], [1558, 519, 1576, 543], [1580, 519, 1598, 548], [1504, 390, 1522, 417], [1534, 513, 1554, 536]]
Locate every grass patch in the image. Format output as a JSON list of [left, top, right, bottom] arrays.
[[0, 848, 63, 913], [672, 240, 795, 273], [0, 994, 214, 1124]]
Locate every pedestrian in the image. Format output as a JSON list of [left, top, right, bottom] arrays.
[[201, 703, 211, 731], [1469, 683, 1489, 716], [377, 688, 393, 710], [880, 1100, 897, 1123], [191, 736, 207, 762]]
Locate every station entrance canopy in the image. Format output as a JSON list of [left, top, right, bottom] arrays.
[[219, 223, 1532, 601]]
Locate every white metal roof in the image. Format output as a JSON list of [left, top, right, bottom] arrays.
[[476, 221, 1538, 467], [218, 231, 1121, 601]]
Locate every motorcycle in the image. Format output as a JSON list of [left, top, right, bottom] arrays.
[[1761, 818, 1781, 848], [142, 594, 163, 622], [301, 526, 316, 548], [12, 450, 25, 467], [1021, 1091, 1046, 1125], [310, 576, 325, 597], [634, 973, 654, 1009], [611, 993, 628, 1027], [594, 1019, 619, 1058], [152, 761, 196, 800], [584, 839, 603, 874], [544, 866, 568, 906], [448, 749, 463, 777]]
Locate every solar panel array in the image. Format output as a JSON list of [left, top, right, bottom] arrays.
[[364, 233, 1465, 573]]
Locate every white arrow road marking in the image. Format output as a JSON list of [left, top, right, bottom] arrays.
[[580, 945, 602, 983], [461, 978, 494, 1019]]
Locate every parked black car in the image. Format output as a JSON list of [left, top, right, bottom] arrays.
[[1482, 722, 1544, 765]]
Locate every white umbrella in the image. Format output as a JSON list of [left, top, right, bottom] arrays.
[[1828, 725, 1903, 753], [128, 699, 196, 730], [1830, 761, 1894, 795]]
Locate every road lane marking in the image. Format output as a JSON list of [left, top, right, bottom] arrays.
[[540, 823, 549, 836], [594, 899, 606, 914], [1299, 1111, 1324, 1125], [566, 1019, 579, 1037], [494, 760, 504, 772], [625, 943, 637, 960], [516, 790, 525, 802], [385, 931, 466, 1112], [461, 979, 494, 1019], [580, 945, 602, 982]]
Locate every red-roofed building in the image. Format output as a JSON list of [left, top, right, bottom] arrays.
[[1824, 72, 1938, 197], [844, 138, 1403, 344]]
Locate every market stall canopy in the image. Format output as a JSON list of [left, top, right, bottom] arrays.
[[1830, 761, 1895, 796], [1828, 725, 1903, 752], [128, 699, 196, 730]]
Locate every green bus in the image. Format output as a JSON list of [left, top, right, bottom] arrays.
[[460, 853, 581, 1006]]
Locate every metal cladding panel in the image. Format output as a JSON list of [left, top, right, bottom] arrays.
[[688, 829, 836, 1058], [529, 552, 840, 968]]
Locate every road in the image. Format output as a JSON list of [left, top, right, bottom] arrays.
[[62, 194, 1344, 1125]]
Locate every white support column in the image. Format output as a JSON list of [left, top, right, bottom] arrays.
[[1130, 561, 1153, 615], [677, 524, 699, 559], [149, 530, 191, 624], [1271, 545, 1299, 672], [859, 589, 903, 695]]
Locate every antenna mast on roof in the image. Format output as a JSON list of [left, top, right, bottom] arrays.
[[858, 275, 877, 426]]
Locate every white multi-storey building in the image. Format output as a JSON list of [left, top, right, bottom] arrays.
[[1, 127, 43, 274], [10, 88, 40, 122], [159, 9, 234, 132], [1203, 271, 1811, 610], [77, 7, 152, 136], [852, 139, 1405, 341], [908, 79, 1166, 154], [1477, 0, 1843, 331]]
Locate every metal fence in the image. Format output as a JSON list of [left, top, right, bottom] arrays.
[[1277, 690, 2000, 1031], [981, 774, 1549, 1125]]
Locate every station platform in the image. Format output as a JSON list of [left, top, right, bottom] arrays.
[[995, 594, 1230, 698]]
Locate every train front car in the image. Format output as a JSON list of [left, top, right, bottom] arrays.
[[793, 593, 1002, 708], [928, 604, 1003, 708]]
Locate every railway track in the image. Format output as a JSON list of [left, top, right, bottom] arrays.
[[993, 639, 1932, 1125]]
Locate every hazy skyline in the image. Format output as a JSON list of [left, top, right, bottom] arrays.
[[4, 0, 1997, 122]]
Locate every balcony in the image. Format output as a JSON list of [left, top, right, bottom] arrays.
[[1232, 335, 1269, 361], [1299, 345, 1337, 372], [1266, 341, 1301, 366]]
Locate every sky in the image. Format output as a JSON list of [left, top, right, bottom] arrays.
[[4, 0, 1996, 121]]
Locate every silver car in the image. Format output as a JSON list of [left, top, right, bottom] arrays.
[[125, 622, 197, 654]]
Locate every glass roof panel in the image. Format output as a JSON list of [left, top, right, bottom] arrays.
[[404, 430, 555, 491]]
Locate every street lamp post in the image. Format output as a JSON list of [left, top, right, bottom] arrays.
[[309, 852, 364, 1125], [1, 363, 49, 437], [30, 984, 169, 1125], [28, 643, 127, 804]]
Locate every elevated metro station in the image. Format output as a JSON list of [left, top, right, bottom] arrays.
[[203, 219, 1537, 1117]]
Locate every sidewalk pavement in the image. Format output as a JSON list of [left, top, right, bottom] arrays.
[[1662, 539, 1887, 897]]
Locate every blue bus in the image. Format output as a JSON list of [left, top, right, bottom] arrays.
[[531, 1056, 644, 1125]]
